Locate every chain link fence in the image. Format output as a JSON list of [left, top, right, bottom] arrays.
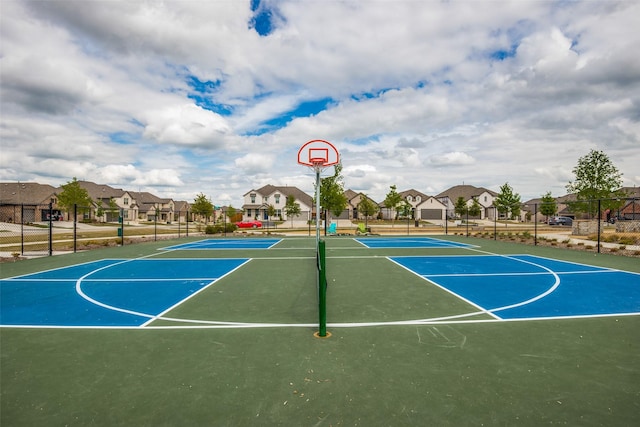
[[2, 199, 638, 258], [0, 204, 200, 258], [443, 197, 640, 256]]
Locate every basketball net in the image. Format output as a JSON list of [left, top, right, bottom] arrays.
[[310, 159, 329, 174]]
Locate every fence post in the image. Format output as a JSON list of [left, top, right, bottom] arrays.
[[73, 204, 77, 253], [119, 208, 124, 246], [154, 204, 158, 241], [445, 210, 448, 235], [21, 204, 24, 255], [534, 203, 538, 246], [597, 199, 601, 254], [48, 200, 53, 256]]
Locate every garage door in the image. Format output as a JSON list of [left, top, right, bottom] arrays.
[[421, 209, 442, 220]]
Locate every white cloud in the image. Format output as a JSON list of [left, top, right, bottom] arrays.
[[142, 104, 230, 146], [234, 153, 276, 175], [1, 0, 639, 206], [429, 152, 476, 167]]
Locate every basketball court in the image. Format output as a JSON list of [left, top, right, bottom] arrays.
[[2, 235, 639, 426]]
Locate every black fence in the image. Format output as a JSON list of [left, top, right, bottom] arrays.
[[0, 203, 199, 258], [2, 198, 638, 258], [442, 197, 639, 254]]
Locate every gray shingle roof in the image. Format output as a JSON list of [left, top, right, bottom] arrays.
[[0, 182, 58, 204]]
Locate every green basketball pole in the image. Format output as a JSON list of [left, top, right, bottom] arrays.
[[317, 239, 328, 337]]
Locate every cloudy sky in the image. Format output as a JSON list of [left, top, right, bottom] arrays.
[[1, 0, 638, 207]]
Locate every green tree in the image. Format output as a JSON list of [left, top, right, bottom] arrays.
[[266, 204, 276, 224], [468, 198, 482, 218], [494, 182, 521, 219], [539, 191, 557, 222], [192, 193, 214, 223], [320, 163, 348, 223], [398, 201, 412, 219], [356, 193, 379, 227], [284, 195, 301, 227], [454, 196, 468, 218], [384, 185, 403, 224], [566, 149, 626, 216], [95, 198, 119, 222], [57, 177, 93, 218], [225, 205, 239, 223]]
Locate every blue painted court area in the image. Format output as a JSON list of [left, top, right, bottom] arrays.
[[391, 255, 640, 319], [356, 237, 474, 249], [1, 258, 248, 327], [163, 238, 281, 250]]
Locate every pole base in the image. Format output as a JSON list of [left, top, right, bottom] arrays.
[[313, 331, 332, 339]]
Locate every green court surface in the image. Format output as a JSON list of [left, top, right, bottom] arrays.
[[1, 236, 639, 426]]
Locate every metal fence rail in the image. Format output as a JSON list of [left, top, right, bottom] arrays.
[[443, 197, 639, 255], [0, 204, 196, 258]]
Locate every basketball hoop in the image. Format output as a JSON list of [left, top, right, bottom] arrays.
[[297, 139, 340, 243], [297, 140, 339, 171]]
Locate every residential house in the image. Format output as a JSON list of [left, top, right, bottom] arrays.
[[130, 191, 174, 223], [241, 185, 313, 222], [435, 185, 498, 220], [173, 201, 192, 223], [399, 189, 447, 222], [0, 182, 60, 223], [334, 189, 379, 221], [74, 181, 138, 223]]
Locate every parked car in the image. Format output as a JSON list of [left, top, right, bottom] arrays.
[[549, 217, 573, 226], [236, 219, 262, 228]]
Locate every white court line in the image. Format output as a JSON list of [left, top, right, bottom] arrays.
[[5, 243, 639, 329]]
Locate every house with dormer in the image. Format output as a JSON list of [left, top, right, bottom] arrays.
[[241, 185, 313, 222], [333, 189, 379, 221], [436, 185, 498, 220]]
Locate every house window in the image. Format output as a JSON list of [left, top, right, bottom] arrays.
[[250, 193, 256, 203], [416, 196, 421, 202], [406, 196, 412, 202], [275, 194, 281, 204], [484, 196, 487, 202], [263, 196, 268, 203], [124, 198, 129, 205], [276, 209, 282, 217], [246, 209, 252, 217]]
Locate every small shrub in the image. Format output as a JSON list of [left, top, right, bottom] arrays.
[[205, 223, 238, 234], [604, 234, 619, 243], [619, 237, 636, 246]]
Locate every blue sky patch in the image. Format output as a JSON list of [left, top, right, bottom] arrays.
[[490, 44, 518, 61], [108, 132, 136, 145], [186, 75, 232, 115], [249, 0, 284, 36]]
